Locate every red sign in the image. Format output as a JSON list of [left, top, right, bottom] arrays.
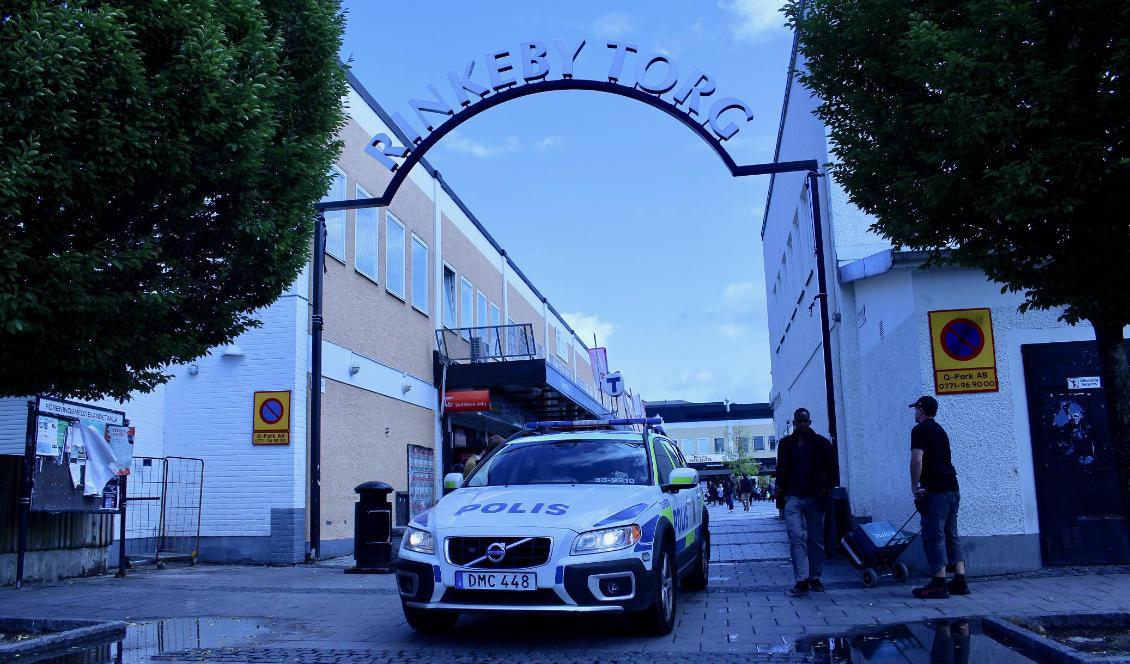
[[444, 390, 491, 412]]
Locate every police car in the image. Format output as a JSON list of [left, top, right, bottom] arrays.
[[396, 417, 709, 635]]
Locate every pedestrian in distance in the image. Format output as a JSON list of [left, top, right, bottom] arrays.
[[462, 441, 484, 479], [909, 396, 970, 599], [738, 474, 753, 511], [715, 482, 724, 506], [776, 407, 837, 597], [724, 476, 735, 512]]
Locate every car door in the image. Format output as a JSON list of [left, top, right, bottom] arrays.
[[654, 437, 697, 571], [665, 438, 702, 544]]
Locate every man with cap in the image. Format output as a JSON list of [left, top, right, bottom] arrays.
[[909, 395, 969, 598], [775, 407, 837, 596]]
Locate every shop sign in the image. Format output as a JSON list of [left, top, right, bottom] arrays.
[[444, 389, 492, 412], [928, 308, 999, 395], [253, 390, 291, 445], [368, 39, 754, 172]]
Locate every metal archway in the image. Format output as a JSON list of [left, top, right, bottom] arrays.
[[317, 78, 818, 211]]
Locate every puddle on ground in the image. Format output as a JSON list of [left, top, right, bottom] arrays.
[[31, 617, 277, 663], [797, 619, 1038, 663]]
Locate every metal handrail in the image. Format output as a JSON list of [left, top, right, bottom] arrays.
[[436, 323, 538, 364]]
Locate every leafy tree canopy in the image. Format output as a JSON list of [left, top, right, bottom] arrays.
[[0, 0, 347, 400], [784, 0, 1128, 327]]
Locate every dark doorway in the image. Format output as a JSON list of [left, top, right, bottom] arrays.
[[1022, 340, 1130, 565]]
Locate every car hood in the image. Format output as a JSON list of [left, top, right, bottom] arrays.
[[426, 485, 658, 532]]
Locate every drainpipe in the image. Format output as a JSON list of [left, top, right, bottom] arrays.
[[808, 170, 840, 482], [309, 213, 326, 561], [432, 172, 444, 502]]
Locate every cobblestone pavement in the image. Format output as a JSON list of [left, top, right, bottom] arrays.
[[5, 506, 1130, 662]]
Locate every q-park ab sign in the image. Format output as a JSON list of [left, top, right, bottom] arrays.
[[253, 390, 291, 445], [928, 308, 999, 395]]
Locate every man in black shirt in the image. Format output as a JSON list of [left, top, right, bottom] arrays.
[[776, 407, 837, 596], [909, 395, 969, 599]]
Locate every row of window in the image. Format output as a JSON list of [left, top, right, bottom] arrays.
[[323, 169, 429, 314], [676, 436, 776, 456]]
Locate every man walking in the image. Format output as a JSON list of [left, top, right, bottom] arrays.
[[776, 408, 837, 596], [738, 474, 753, 511], [909, 396, 969, 598]]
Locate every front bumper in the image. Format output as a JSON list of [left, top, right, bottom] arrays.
[[397, 553, 654, 614]]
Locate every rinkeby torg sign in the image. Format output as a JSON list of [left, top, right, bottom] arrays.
[[366, 39, 754, 174]]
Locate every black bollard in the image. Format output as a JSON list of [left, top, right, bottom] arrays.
[[345, 481, 394, 574]]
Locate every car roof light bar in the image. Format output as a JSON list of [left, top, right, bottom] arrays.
[[524, 417, 664, 431]]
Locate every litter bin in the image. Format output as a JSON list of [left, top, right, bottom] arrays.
[[345, 481, 394, 574]]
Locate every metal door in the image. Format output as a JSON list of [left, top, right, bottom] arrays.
[[1022, 341, 1130, 565]]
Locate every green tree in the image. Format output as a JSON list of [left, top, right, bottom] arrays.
[[784, 1, 1130, 516], [0, 0, 347, 400], [725, 424, 762, 479]]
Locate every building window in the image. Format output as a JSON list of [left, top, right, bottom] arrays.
[[410, 235, 428, 313], [323, 167, 346, 261], [475, 291, 487, 328], [489, 302, 501, 352], [679, 439, 692, 455], [696, 438, 709, 455], [754, 436, 766, 451], [354, 186, 377, 281], [442, 266, 456, 328], [555, 325, 569, 360], [385, 212, 406, 299], [769, 435, 777, 451], [736, 437, 750, 453], [460, 277, 473, 339], [713, 437, 725, 454]]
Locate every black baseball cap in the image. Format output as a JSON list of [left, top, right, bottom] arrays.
[[793, 407, 811, 423], [909, 396, 938, 416]]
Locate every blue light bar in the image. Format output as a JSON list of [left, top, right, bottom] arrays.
[[525, 417, 663, 430]]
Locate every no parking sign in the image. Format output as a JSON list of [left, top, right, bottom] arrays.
[[928, 309, 999, 395], [253, 391, 291, 445]]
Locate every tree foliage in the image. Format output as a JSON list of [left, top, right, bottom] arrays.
[[784, 0, 1130, 512], [0, 0, 347, 400], [725, 424, 762, 478]]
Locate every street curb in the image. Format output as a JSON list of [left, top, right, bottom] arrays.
[[982, 614, 1130, 664], [0, 617, 127, 660]]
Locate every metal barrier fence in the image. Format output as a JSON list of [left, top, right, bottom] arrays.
[[124, 456, 203, 569]]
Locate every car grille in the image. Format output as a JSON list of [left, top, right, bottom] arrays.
[[446, 536, 552, 569]]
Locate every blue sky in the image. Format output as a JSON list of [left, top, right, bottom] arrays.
[[339, 1, 795, 404]]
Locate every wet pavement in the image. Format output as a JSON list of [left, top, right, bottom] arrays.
[[5, 504, 1130, 661]]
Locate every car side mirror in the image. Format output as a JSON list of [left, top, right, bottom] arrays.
[[443, 472, 463, 495], [664, 467, 699, 493]]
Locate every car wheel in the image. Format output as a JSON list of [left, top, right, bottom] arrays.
[[402, 601, 459, 632], [683, 522, 709, 590], [632, 541, 677, 635]]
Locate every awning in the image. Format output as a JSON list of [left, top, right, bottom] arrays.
[[436, 354, 609, 423]]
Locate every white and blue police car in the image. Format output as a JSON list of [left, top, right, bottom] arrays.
[[395, 417, 709, 635]]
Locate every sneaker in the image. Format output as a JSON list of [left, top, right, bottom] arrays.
[[947, 577, 971, 596], [789, 580, 809, 597], [912, 581, 950, 599], [808, 578, 825, 592]]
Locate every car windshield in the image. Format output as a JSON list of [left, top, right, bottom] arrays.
[[465, 438, 650, 487]]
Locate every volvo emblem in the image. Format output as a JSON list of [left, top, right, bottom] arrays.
[[486, 542, 507, 563]]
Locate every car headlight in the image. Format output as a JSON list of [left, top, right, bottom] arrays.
[[571, 524, 642, 555], [403, 527, 434, 555]]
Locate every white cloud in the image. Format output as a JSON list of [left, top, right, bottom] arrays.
[[442, 132, 520, 159], [722, 281, 765, 315], [594, 12, 634, 39], [562, 312, 617, 346], [718, 0, 788, 43], [718, 323, 749, 338], [535, 135, 563, 151]]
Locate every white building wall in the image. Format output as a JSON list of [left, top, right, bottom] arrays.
[[161, 292, 307, 537]]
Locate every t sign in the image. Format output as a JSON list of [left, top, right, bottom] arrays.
[[602, 371, 625, 398]]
